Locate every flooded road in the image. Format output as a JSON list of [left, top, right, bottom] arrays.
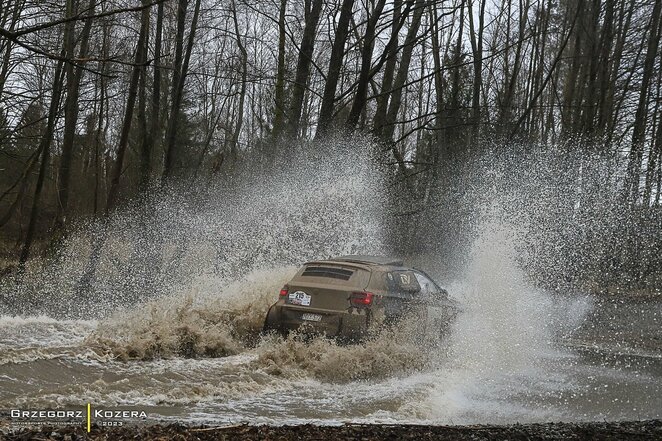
[[0, 142, 660, 427], [1, 282, 660, 426]]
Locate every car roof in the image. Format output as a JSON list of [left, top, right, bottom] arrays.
[[335, 255, 404, 266], [304, 255, 406, 269]]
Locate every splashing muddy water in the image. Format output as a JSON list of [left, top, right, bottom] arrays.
[[1, 137, 661, 425]]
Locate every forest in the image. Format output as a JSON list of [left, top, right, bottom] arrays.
[[0, 0, 661, 294]]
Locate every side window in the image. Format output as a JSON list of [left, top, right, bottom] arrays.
[[383, 270, 420, 293], [413, 272, 434, 297], [414, 271, 449, 302]]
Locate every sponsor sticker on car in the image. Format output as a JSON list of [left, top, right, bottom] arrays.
[[288, 291, 311, 306]]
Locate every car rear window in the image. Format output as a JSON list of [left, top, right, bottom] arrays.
[[301, 266, 354, 280]]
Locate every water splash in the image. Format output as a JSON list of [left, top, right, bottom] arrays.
[[0, 138, 660, 424], [399, 207, 596, 423], [0, 134, 386, 318], [87, 267, 296, 360]]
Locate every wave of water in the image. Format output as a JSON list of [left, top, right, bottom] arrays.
[[0, 136, 660, 425]]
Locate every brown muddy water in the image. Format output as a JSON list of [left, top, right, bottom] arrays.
[[1, 256, 660, 427]]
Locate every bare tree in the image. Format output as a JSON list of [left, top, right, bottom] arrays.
[[285, 0, 323, 139]]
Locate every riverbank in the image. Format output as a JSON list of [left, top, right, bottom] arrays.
[[2, 421, 661, 440]]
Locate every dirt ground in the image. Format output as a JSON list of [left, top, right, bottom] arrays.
[[1, 420, 661, 441]]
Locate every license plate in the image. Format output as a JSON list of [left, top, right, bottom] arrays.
[[288, 291, 312, 306], [301, 313, 322, 322]]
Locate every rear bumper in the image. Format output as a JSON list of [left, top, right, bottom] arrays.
[[263, 304, 368, 339]]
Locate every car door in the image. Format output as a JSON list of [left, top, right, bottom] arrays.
[[413, 271, 451, 330], [381, 270, 420, 320]]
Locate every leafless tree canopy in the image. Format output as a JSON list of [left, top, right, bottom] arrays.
[[1, 0, 661, 290]]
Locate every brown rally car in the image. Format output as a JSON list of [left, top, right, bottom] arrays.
[[262, 255, 459, 341]]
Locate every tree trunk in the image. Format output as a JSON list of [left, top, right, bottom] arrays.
[[604, 0, 635, 146], [272, 0, 288, 139], [93, 20, 110, 215], [643, 68, 662, 206], [316, 0, 355, 137], [467, 0, 486, 145], [137, 7, 150, 193], [18, 58, 65, 268], [372, 0, 402, 137], [106, 0, 150, 211], [595, 0, 616, 137], [345, 0, 387, 130], [446, 0, 465, 147], [286, 0, 323, 139], [54, 0, 96, 234], [230, 0, 247, 158], [380, 0, 425, 143], [162, 0, 202, 180], [498, 0, 529, 131], [140, 1, 163, 193], [0, 0, 22, 101], [561, 3, 584, 134], [161, 0, 188, 180], [624, 0, 662, 204]]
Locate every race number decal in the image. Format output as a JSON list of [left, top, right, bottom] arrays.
[[288, 291, 311, 306]]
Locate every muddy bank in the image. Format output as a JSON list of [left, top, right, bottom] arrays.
[[2, 421, 661, 440]]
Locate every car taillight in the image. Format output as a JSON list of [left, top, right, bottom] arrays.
[[279, 285, 289, 297], [350, 291, 373, 307]]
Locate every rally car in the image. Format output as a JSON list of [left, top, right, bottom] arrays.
[[263, 255, 459, 341]]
